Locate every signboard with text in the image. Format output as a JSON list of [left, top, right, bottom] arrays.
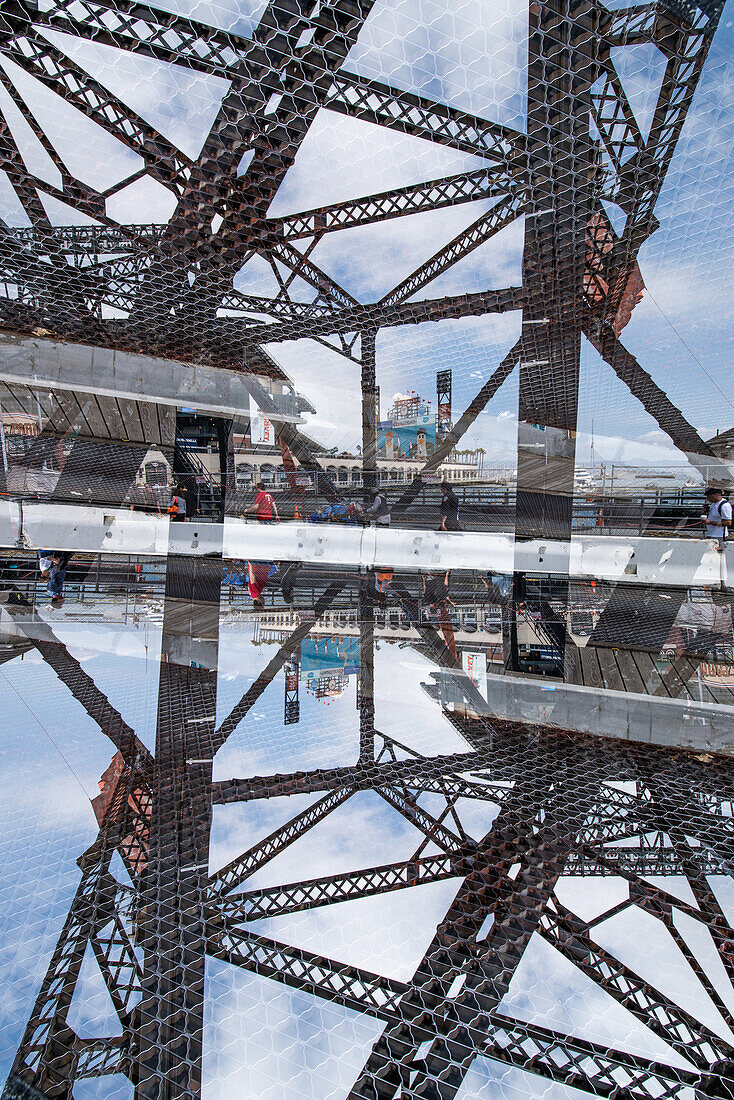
[[377, 414, 435, 461], [462, 650, 487, 697], [301, 637, 360, 678], [249, 395, 274, 445]]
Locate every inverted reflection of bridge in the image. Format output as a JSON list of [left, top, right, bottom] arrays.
[[3, 549, 732, 705]]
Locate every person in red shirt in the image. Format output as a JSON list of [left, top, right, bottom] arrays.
[[245, 481, 280, 523], [246, 560, 271, 608]]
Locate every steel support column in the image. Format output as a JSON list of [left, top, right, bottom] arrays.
[[510, 0, 599, 675]]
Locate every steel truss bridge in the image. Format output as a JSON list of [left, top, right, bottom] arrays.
[[0, 0, 733, 1098]]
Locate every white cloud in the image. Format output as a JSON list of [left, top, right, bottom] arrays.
[[264, 339, 362, 451], [344, 0, 528, 128]]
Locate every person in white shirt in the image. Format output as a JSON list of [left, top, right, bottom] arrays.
[[701, 487, 732, 550]]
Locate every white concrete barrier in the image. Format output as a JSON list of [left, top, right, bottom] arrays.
[[479, 671, 734, 753], [2, 500, 731, 589]]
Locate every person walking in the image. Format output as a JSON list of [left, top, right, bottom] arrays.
[[374, 567, 393, 607], [245, 560, 271, 609], [245, 481, 279, 523], [280, 560, 302, 604], [701, 487, 731, 551], [178, 476, 198, 518], [439, 481, 461, 531], [423, 570, 453, 615]]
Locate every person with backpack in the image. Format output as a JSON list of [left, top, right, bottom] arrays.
[[701, 487, 732, 551], [366, 489, 391, 527], [167, 484, 187, 522], [245, 481, 279, 523]]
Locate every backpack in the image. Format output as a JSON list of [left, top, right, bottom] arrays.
[[716, 498, 731, 536]]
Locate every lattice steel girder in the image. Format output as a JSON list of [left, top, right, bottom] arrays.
[[205, 919, 715, 1100], [204, 758, 723, 1100], [271, 168, 516, 240], [378, 189, 527, 307], [324, 71, 527, 167], [208, 926, 409, 1021], [605, 0, 712, 51], [1, 0, 249, 80], [591, 63, 647, 174], [210, 286, 525, 346], [591, 0, 724, 329], [210, 749, 504, 803], [212, 851, 470, 922], [582, 840, 734, 970], [0, 18, 192, 192], [640, 780, 734, 978], [2, 755, 139, 1100], [0, 65, 123, 221], [1, 590, 152, 770], [511, 0, 605, 675], [5, 226, 166, 256], [376, 786, 472, 853], [0, 280, 519, 390], [134, 553, 224, 1100], [163, 0, 377, 260], [208, 824, 728, 923], [73, 1036, 130, 1081], [4, 1, 526, 168], [209, 788, 355, 896], [478, 1012, 710, 1100], [7, 873, 118, 1096], [349, 754, 597, 1100], [539, 896, 734, 1069], [91, 912, 143, 1022], [586, 321, 718, 464], [269, 239, 360, 309]]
